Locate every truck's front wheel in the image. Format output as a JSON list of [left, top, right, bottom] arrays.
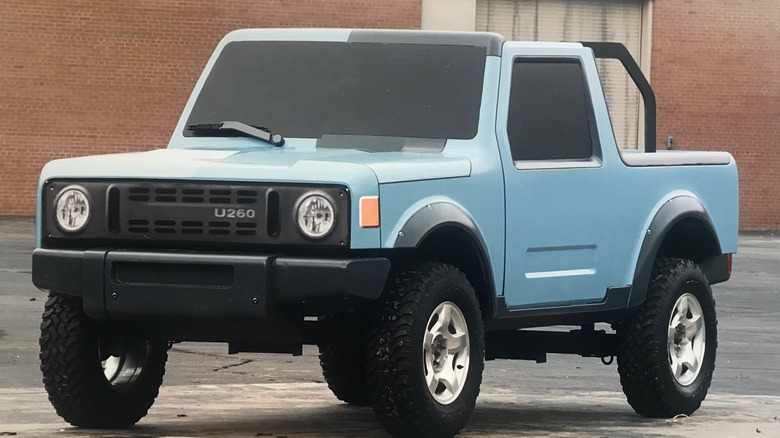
[[617, 257, 717, 417], [318, 314, 370, 406], [365, 262, 484, 438], [39, 294, 168, 428]]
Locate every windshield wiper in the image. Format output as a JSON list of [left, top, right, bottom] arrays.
[[187, 121, 285, 146]]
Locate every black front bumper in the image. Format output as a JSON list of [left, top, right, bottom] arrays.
[[32, 249, 390, 321]]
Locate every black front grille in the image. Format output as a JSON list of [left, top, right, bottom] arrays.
[[42, 180, 351, 248], [118, 183, 271, 243]]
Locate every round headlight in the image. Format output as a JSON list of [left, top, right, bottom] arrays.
[[54, 186, 90, 232], [296, 194, 335, 239]]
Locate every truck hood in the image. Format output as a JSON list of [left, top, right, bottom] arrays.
[[39, 147, 472, 189]]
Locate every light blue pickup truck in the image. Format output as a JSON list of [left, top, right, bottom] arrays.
[[33, 29, 738, 437]]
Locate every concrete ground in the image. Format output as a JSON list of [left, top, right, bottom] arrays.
[[1, 217, 778, 437]]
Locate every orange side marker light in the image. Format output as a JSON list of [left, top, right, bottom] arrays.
[[360, 196, 380, 228]]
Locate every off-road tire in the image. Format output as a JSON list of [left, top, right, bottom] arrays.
[[365, 262, 484, 438], [318, 317, 370, 406], [617, 257, 717, 417], [39, 294, 168, 428]]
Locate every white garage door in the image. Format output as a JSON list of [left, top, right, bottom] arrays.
[[476, 0, 648, 150]]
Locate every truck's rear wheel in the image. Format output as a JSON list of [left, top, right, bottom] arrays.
[[617, 257, 717, 417], [40, 294, 168, 428], [365, 262, 484, 438]]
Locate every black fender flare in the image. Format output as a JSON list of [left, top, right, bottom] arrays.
[[628, 196, 722, 308], [393, 202, 497, 317]]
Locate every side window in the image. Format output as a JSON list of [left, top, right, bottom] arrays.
[[507, 59, 595, 162]]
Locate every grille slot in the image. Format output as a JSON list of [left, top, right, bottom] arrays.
[[124, 218, 264, 237], [126, 185, 261, 205], [266, 190, 280, 237], [107, 187, 120, 233]]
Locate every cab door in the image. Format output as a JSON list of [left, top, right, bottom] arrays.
[[497, 43, 625, 308]]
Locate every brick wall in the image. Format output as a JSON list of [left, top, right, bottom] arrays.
[[652, 0, 780, 230], [0, 0, 422, 215], [2, 1, 777, 230]]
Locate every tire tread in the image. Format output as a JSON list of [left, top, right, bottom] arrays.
[[319, 336, 370, 405], [617, 257, 717, 417], [365, 262, 483, 438], [39, 294, 167, 428]]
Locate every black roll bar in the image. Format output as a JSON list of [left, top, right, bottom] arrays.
[[580, 42, 656, 153]]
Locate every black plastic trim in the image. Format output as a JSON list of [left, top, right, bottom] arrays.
[[103, 251, 269, 320], [83, 250, 108, 318], [628, 196, 721, 308], [32, 249, 391, 321], [700, 253, 730, 285], [347, 30, 505, 56], [31, 249, 85, 296], [580, 42, 656, 153], [394, 203, 483, 249], [486, 287, 630, 331], [274, 257, 390, 303], [392, 202, 497, 316]]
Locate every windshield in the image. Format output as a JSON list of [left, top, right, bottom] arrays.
[[185, 41, 486, 141]]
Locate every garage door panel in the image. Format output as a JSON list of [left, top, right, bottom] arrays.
[[477, 0, 646, 150]]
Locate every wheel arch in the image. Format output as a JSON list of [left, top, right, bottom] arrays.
[[628, 196, 724, 308], [392, 202, 496, 321]]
